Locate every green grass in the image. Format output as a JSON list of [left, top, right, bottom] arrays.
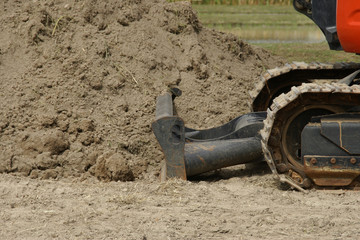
[[193, 4, 294, 14], [193, 5, 312, 26], [193, 5, 360, 63], [198, 13, 311, 26], [254, 42, 359, 63]]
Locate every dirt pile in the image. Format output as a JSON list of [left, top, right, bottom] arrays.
[[0, 0, 282, 181]]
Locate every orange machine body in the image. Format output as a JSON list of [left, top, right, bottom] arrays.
[[337, 0, 360, 54]]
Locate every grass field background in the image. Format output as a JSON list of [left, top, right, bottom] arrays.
[[176, 3, 359, 63]]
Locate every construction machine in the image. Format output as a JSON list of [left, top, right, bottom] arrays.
[[152, 0, 360, 191]]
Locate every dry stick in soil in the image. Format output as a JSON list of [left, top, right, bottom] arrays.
[[114, 64, 138, 85], [52, 16, 64, 36]]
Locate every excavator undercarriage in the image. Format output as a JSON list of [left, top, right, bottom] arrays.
[[152, 0, 360, 190]]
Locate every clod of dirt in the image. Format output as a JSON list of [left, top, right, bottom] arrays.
[[0, 0, 282, 181], [94, 153, 135, 182], [21, 130, 70, 155]]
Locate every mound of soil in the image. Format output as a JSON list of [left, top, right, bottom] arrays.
[[0, 0, 282, 181]]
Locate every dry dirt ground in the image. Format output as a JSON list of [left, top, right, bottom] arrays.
[[1, 169, 360, 240], [1, 0, 360, 239]]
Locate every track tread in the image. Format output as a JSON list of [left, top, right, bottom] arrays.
[[249, 62, 360, 110], [260, 82, 360, 191]]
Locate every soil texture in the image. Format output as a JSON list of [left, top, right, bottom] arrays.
[[0, 0, 280, 180]]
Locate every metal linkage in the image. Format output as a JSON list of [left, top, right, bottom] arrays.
[[152, 93, 187, 180], [152, 91, 265, 181]]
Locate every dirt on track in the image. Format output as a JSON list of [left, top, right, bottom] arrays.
[[1, 0, 360, 239]]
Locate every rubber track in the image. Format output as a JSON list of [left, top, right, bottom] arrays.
[[260, 82, 360, 192], [249, 62, 360, 109]]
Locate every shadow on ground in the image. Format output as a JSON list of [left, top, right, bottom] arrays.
[[188, 161, 271, 182]]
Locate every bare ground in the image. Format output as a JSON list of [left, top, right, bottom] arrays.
[[1, 169, 360, 239]]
